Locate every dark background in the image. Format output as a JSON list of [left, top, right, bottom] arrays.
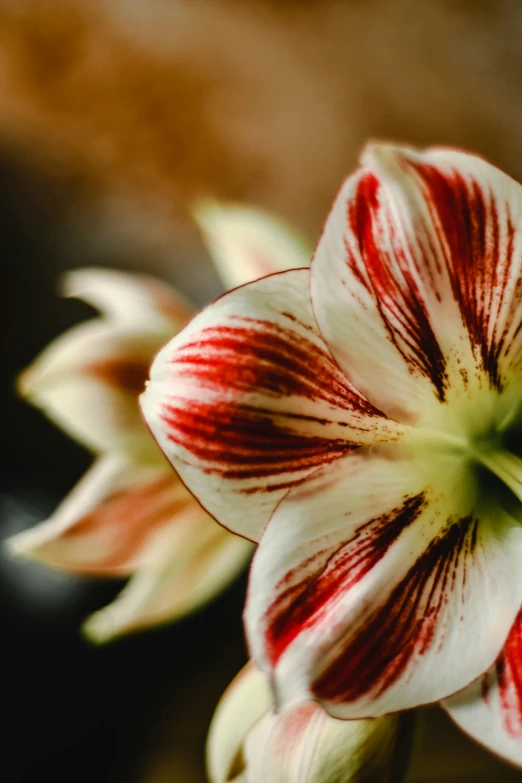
[[0, 152, 246, 783]]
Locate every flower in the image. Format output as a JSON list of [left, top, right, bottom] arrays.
[[206, 662, 410, 783], [7, 204, 309, 642], [141, 144, 522, 767]]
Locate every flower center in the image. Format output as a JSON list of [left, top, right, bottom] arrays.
[[412, 395, 522, 510]]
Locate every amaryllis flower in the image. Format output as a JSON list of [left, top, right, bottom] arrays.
[[7, 204, 309, 642], [141, 145, 522, 767], [207, 662, 410, 783]]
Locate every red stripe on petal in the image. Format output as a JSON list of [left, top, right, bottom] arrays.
[[497, 609, 522, 738], [312, 516, 478, 704], [60, 475, 189, 573], [160, 318, 385, 486], [412, 162, 518, 390], [348, 172, 448, 400], [173, 319, 381, 416], [162, 399, 354, 486], [264, 492, 427, 666]]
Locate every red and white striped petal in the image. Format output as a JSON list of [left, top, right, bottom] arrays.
[[245, 451, 522, 718], [312, 145, 522, 423], [443, 609, 522, 769], [6, 457, 196, 575], [83, 506, 252, 642], [140, 270, 403, 542], [62, 267, 193, 332], [207, 662, 408, 783], [19, 320, 164, 455], [193, 202, 311, 290]]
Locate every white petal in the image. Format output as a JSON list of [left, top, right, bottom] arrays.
[[63, 267, 193, 331], [6, 458, 193, 575], [244, 704, 407, 783], [207, 663, 272, 783], [207, 663, 409, 783], [245, 449, 522, 718], [193, 201, 311, 289], [83, 509, 252, 642], [20, 321, 163, 454], [141, 269, 402, 542], [311, 144, 522, 423], [443, 609, 522, 769]]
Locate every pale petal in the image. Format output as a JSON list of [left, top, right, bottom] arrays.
[[83, 507, 252, 642], [245, 450, 522, 718], [207, 664, 272, 783], [244, 703, 408, 783], [207, 663, 410, 783], [443, 609, 522, 769], [62, 267, 193, 331], [19, 320, 163, 454], [193, 201, 311, 289], [6, 457, 195, 575], [311, 144, 522, 423], [140, 270, 402, 542]]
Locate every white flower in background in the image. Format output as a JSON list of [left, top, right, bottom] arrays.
[[193, 201, 312, 289], [207, 662, 410, 783], [141, 145, 522, 767], [6, 204, 310, 643]]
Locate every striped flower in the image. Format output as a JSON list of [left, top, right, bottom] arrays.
[[7, 204, 309, 642], [141, 146, 522, 767]]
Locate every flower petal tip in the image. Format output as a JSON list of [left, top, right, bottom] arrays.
[[4, 529, 42, 561], [16, 365, 39, 399], [81, 609, 120, 645], [191, 197, 224, 227], [360, 141, 414, 169]]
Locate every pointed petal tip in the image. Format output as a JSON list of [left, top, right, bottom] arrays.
[[81, 608, 120, 645], [16, 365, 37, 399], [359, 141, 420, 176], [191, 197, 224, 227], [59, 267, 111, 303], [4, 528, 42, 560], [59, 267, 87, 299]]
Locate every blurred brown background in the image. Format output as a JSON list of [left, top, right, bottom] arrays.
[[2, 1, 522, 781]]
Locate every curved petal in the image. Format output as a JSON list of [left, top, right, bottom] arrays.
[[245, 450, 522, 718], [206, 662, 410, 783], [6, 458, 196, 575], [140, 270, 403, 542], [62, 267, 193, 332], [193, 201, 311, 289], [311, 144, 522, 423], [83, 508, 252, 642], [19, 320, 164, 455], [207, 663, 272, 783], [443, 609, 522, 769], [244, 703, 408, 783]]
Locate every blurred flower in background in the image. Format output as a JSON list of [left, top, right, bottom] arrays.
[[6, 205, 309, 642]]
